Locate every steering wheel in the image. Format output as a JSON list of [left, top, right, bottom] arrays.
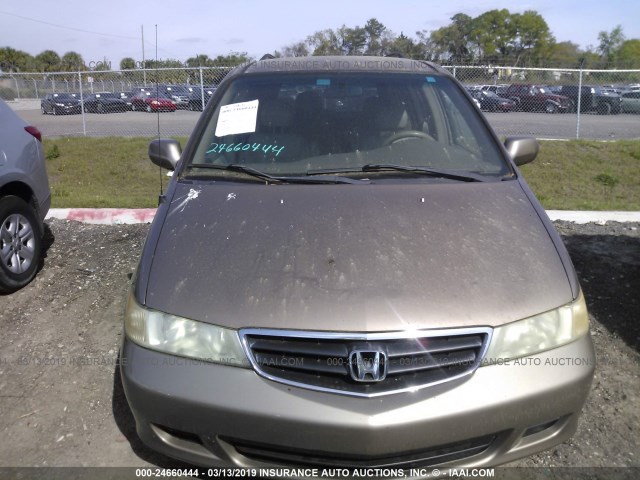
[[385, 130, 434, 145]]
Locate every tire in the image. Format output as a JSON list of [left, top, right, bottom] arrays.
[[52, 107, 57, 116], [0, 196, 42, 293], [146, 105, 152, 113], [41, 106, 46, 115], [545, 102, 558, 114], [598, 102, 612, 115], [97, 103, 104, 114], [131, 104, 137, 111]]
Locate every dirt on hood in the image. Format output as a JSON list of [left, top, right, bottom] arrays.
[[0, 219, 637, 474]]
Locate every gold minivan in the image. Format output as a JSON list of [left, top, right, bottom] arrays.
[[121, 56, 595, 471]]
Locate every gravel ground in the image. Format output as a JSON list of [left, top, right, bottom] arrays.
[[0, 219, 638, 475]]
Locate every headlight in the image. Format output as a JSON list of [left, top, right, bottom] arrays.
[[124, 290, 249, 367], [151, 100, 159, 105], [55, 103, 65, 106], [483, 291, 589, 363]]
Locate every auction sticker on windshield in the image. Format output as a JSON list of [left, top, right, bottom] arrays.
[[215, 99, 259, 137]]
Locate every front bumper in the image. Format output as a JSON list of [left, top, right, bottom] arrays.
[[120, 334, 594, 470], [149, 104, 176, 111], [56, 105, 81, 114]]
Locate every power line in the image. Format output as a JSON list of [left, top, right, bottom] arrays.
[[0, 10, 182, 59], [0, 10, 138, 40]]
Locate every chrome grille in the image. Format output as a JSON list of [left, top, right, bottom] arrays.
[[240, 328, 491, 397]]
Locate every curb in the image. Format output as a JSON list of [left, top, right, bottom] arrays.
[[545, 210, 640, 224], [45, 208, 640, 225], [46, 208, 156, 225]]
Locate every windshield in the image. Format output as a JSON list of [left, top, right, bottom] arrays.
[[53, 93, 77, 100], [166, 86, 190, 94], [190, 73, 510, 178]]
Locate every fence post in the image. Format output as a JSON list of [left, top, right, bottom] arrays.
[[199, 67, 205, 112], [576, 69, 583, 139], [33, 78, 38, 98], [12, 76, 20, 99], [78, 71, 87, 137], [453, 67, 457, 79]]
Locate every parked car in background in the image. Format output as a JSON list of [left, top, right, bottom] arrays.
[[121, 55, 595, 470], [0, 99, 50, 292], [505, 84, 572, 113], [82, 92, 129, 113], [621, 91, 640, 113], [481, 84, 510, 96], [543, 85, 562, 94], [558, 85, 622, 115], [116, 92, 134, 110], [472, 90, 517, 112], [41, 93, 82, 115], [163, 85, 192, 109], [130, 91, 176, 112], [187, 86, 217, 111]]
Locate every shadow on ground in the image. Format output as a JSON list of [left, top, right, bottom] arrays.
[[563, 232, 640, 352]]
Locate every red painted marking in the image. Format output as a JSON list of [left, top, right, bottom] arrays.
[[64, 209, 157, 224]]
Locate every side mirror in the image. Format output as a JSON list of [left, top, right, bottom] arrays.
[[149, 138, 181, 171], [504, 136, 539, 166]]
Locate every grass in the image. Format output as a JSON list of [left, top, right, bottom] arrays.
[[43, 137, 640, 210], [44, 137, 186, 208], [520, 140, 640, 210]]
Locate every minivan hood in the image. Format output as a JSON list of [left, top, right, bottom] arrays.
[[144, 180, 572, 331]]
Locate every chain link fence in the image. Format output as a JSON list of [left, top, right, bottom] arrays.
[[1, 65, 639, 140], [446, 65, 640, 140]]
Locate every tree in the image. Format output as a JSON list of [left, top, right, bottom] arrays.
[[61, 51, 85, 71], [35, 50, 61, 72], [0, 47, 35, 72], [471, 9, 516, 62], [615, 39, 640, 68], [387, 33, 426, 59], [597, 25, 625, 63], [280, 19, 395, 57], [546, 41, 582, 67], [120, 57, 136, 70], [512, 10, 554, 66], [429, 13, 475, 63], [338, 25, 368, 55], [274, 42, 309, 58], [306, 29, 343, 56], [364, 18, 390, 56], [210, 52, 251, 66]]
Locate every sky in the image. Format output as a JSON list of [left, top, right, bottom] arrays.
[[2, 0, 639, 68]]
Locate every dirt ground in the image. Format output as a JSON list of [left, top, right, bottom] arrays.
[[0, 219, 638, 475]]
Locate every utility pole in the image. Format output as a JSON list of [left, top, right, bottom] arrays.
[[141, 25, 146, 86]]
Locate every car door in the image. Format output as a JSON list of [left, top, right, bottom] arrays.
[[622, 92, 640, 113]]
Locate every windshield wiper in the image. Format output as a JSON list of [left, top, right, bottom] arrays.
[[186, 164, 369, 185], [307, 165, 487, 182], [361, 164, 486, 182]]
